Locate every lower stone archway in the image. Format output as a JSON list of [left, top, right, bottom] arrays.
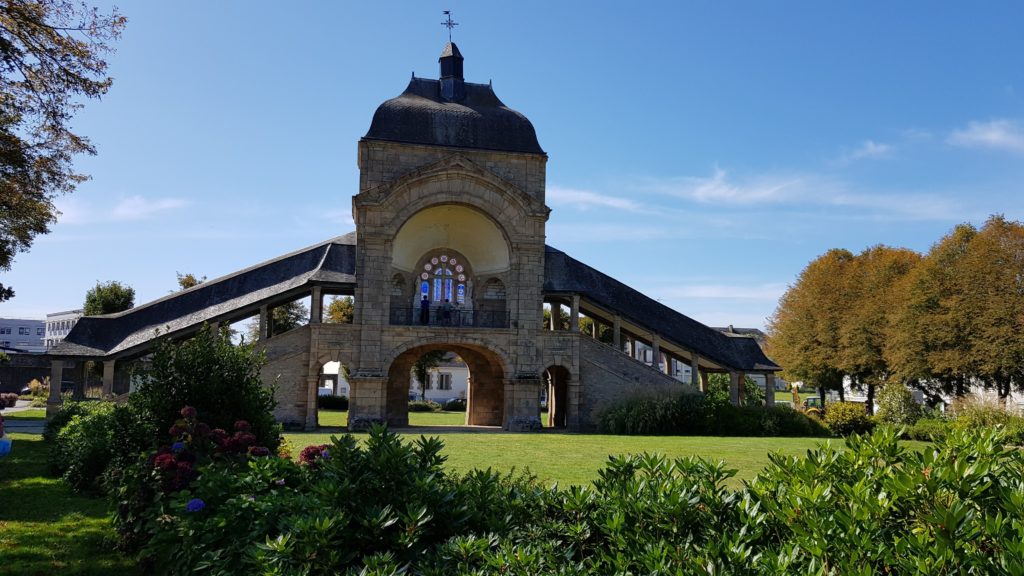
[[544, 365, 570, 429], [385, 342, 507, 428]]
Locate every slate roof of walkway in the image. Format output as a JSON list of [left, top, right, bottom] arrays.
[[52, 235, 779, 372], [543, 246, 780, 372], [52, 234, 358, 358]]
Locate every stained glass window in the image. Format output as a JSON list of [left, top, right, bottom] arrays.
[[421, 253, 467, 305]]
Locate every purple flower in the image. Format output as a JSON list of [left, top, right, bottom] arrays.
[[322, 449, 329, 459], [274, 478, 286, 486], [180, 406, 197, 419], [185, 498, 205, 513], [171, 441, 185, 452]]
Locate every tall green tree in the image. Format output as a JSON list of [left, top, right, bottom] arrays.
[[413, 350, 448, 401], [83, 280, 134, 315], [0, 1, 125, 302], [246, 300, 309, 341], [767, 249, 854, 406]]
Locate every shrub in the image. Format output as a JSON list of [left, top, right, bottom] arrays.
[[317, 394, 348, 411], [904, 418, 949, 441], [443, 398, 466, 412], [705, 373, 764, 407], [49, 401, 151, 492], [408, 399, 441, 412], [133, 326, 280, 450], [823, 401, 874, 436], [0, 392, 17, 407], [875, 381, 921, 425]]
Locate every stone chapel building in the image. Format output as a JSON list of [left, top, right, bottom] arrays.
[[47, 42, 780, 431]]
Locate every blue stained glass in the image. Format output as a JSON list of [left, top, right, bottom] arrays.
[[456, 284, 465, 304], [421, 281, 429, 296], [433, 278, 442, 301], [445, 279, 453, 301]]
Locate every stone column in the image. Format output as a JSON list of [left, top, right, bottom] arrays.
[[570, 295, 580, 332], [258, 306, 269, 341], [505, 377, 542, 432], [347, 375, 387, 430], [765, 373, 776, 407], [612, 315, 622, 349], [699, 369, 710, 393], [738, 372, 747, 405], [651, 335, 660, 369], [101, 359, 116, 397], [548, 302, 557, 330], [690, 351, 701, 389], [566, 374, 581, 431], [590, 318, 598, 339], [47, 359, 64, 417], [729, 371, 741, 406], [310, 286, 323, 325]]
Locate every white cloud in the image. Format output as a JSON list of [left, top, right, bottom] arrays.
[[639, 166, 809, 205], [547, 185, 646, 212], [837, 139, 892, 163], [111, 196, 189, 221], [657, 282, 788, 301], [948, 119, 1024, 154]]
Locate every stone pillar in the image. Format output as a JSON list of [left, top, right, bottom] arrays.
[[258, 306, 269, 341], [613, 315, 622, 349], [505, 377, 542, 431], [101, 359, 116, 397], [590, 318, 598, 339], [310, 286, 323, 324], [570, 295, 580, 332], [47, 359, 64, 417], [651, 335, 660, 368], [690, 351, 701, 389], [699, 369, 710, 393], [765, 373, 776, 407], [347, 375, 387, 430], [548, 302, 557, 330], [729, 371, 741, 406], [305, 371, 319, 431], [566, 374, 581, 431]]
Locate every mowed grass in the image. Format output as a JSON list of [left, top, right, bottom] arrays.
[[286, 428, 892, 487], [0, 433, 140, 576], [3, 409, 47, 420]]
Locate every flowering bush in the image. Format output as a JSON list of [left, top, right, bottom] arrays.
[[0, 392, 18, 407]]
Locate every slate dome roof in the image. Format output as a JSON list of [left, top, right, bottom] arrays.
[[362, 43, 544, 155]]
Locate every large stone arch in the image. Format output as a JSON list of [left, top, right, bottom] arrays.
[[384, 337, 510, 428], [543, 364, 572, 429]]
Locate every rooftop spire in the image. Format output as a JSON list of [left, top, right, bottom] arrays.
[[441, 10, 458, 42], [438, 15, 465, 102]]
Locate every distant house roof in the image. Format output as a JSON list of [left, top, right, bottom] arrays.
[[51, 234, 358, 358], [543, 246, 780, 372], [363, 77, 544, 154]]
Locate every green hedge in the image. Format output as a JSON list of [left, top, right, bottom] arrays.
[[317, 394, 348, 411], [597, 392, 828, 437]]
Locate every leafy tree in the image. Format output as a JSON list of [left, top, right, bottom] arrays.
[[875, 381, 921, 425], [959, 215, 1024, 401], [246, 300, 309, 341], [175, 271, 205, 290], [0, 1, 126, 302], [324, 296, 354, 323], [543, 305, 570, 330], [705, 373, 764, 407], [767, 249, 854, 406], [579, 316, 614, 343], [412, 351, 448, 401], [839, 245, 920, 413], [83, 280, 134, 315]]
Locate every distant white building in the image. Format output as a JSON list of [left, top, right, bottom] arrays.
[[46, 309, 83, 349], [410, 358, 469, 404], [0, 317, 46, 353]]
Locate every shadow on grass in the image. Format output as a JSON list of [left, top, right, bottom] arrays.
[[0, 434, 140, 575]]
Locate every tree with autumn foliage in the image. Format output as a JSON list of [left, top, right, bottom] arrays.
[[766, 248, 854, 406], [838, 245, 921, 413]]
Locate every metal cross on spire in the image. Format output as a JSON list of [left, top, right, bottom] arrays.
[[441, 10, 458, 42]]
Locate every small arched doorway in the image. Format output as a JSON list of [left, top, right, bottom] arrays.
[[545, 365, 570, 429], [386, 342, 506, 427]]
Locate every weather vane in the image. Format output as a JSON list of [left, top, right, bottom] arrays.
[[441, 10, 458, 42]]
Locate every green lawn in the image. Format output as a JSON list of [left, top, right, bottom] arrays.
[[3, 409, 47, 420], [286, 429, 884, 487], [0, 433, 140, 576]]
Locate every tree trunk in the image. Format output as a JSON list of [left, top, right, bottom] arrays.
[[955, 375, 966, 398], [866, 382, 875, 415], [818, 385, 827, 408], [838, 384, 845, 402]]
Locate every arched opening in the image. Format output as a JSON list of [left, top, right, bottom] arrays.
[[386, 342, 506, 427], [545, 365, 570, 429], [315, 360, 351, 428]]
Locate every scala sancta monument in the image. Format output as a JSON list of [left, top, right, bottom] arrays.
[[47, 42, 779, 431]]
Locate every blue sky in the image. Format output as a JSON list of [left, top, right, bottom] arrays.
[[4, 1, 1024, 329]]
